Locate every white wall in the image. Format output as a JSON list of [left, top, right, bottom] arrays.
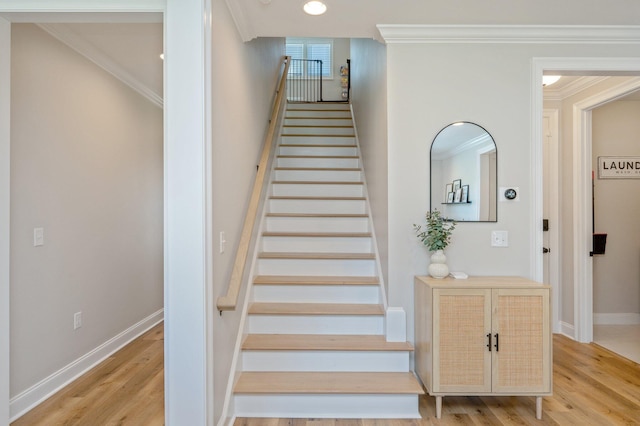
[[592, 99, 640, 320], [10, 22, 163, 398], [385, 41, 640, 342], [350, 38, 389, 289], [210, 0, 284, 421]]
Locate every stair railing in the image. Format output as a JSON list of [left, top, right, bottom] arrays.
[[217, 56, 291, 312], [286, 58, 323, 102]]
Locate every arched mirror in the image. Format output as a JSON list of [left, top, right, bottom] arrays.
[[430, 122, 497, 222]]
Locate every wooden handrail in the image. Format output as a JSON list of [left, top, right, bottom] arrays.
[[217, 56, 291, 312]]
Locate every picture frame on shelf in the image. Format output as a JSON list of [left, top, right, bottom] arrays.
[[454, 188, 462, 203], [447, 192, 454, 203], [452, 179, 462, 192], [445, 183, 453, 202], [461, 185, 469, 203]]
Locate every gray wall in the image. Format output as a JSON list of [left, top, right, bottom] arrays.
[[350, 38, 389, 292], [384, 41, 640, 342], [592, 99, 640, 320], [210, 0, 284, 421], [10, 23, 163, 396]]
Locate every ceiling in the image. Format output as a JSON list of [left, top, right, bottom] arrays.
[[227, 0, 640, 41], [9, 1, 639, 107]]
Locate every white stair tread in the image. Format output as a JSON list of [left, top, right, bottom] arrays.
[[262, 232, 371, 237], [280, 144, 356, 148], [275, 167, 361, 171], [272, 181, 363, 185], [242, 334, 413, 351], [277, 155, 358, 159], [253, 275, 378, 285], [266, 213, 368, 218], [234, 372, 424, 395], [281, 133, 354, 137], [269, 196, 364, 200], [248, 302, 384, 316], [258, 252, 375, 259]]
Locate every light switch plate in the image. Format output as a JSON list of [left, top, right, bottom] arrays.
[[491, 230, 508, 247], [34, 227, 44, 247]]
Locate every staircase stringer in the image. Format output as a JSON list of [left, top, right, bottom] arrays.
[[217, 108, 287, 426], [348, 104, 389, 311]]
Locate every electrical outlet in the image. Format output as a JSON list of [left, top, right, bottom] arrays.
[[74, 312, 82, 330]]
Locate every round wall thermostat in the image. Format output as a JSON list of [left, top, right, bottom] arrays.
[[504, 188, 517, 200]]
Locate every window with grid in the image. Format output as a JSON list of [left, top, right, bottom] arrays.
[[286, 39, 333, 78]]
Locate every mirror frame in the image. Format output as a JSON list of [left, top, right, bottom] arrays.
[[430, 121, 498, 222]]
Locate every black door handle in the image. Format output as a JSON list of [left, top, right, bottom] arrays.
[[494, 333, 499, 352], [486, 333, 492, 351], [543, 247, 550, 254]]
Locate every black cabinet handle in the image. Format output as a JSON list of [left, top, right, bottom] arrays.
[[494, 333, 499, 352], [486, 333, 492, 351]]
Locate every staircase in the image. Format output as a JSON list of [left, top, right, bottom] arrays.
[[232, 102, 423, 419]]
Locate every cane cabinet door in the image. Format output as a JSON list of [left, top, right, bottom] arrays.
[[491, 288, 551, 393], [433, 288, 492, 393]]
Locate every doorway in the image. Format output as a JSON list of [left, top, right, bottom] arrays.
[[534, 58, 640, 344]]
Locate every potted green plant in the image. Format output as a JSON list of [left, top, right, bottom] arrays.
[[414, 210, 456, 278]]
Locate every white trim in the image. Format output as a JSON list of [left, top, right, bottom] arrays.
[[559, 321, 576, 339], [377, 25, 640, 44], [594, 313, 640, 325], [164, 1, 210, 424], [37, 23, 163, 108], [0, 16, 10, 426], [530, 62, 544, 283], [543, 108, 561, 334], [0, 0, 164, 13], [9, 310, 164, 423]]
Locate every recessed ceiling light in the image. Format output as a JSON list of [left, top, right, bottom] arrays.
[[542, 75, 561, 87], [303, 1, 327, 15]]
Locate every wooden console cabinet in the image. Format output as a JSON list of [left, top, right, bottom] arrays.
[[414, 276, 552, 420]]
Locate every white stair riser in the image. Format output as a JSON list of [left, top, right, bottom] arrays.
[[286, 110, 351, 118], [282, 127, 354, 136], [284, 118, 352, 126], [281, 135, 355, 145], [272, 183, 363, 197], [265, 216, 369, 233], [234, 394, 420, 419], [252, 284, 379, 304], [269, 199, 365, 214], [257, 258, 376, 276], [262, 236, 372, 253], [279, 146, 357, 156], [274, 169, 361, 182], [287, 103, 350, 111], [276, 157, 359, 168], [247, 314, 383, 334], [242, 351, 409, 372]]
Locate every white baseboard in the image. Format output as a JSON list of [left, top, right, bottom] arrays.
[[594, 313, 640, 325], [559, 321, 575, 339], [9, 309, 164, 422]]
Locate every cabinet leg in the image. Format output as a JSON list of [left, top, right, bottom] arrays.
[[536, 396, 542, 420], [435, 396, 442, 419]]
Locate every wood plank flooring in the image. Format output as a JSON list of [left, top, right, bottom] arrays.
[[11, 323, 164, 426], [12, 326, 640, 425]]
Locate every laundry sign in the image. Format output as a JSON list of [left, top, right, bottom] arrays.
[[598, 156, 640, 179]]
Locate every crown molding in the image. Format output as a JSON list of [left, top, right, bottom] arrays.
[[37, 23, 163, 108], [224, 0, 255, 42], [376, 25, 640, 44], [543, 76, 610, 101]]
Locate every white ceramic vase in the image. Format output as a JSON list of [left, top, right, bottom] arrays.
[[428, 249, 449, 279]]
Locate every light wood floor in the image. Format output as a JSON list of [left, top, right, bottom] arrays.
[[11, 323, 164, 426], [12, 325, 640, 425]]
